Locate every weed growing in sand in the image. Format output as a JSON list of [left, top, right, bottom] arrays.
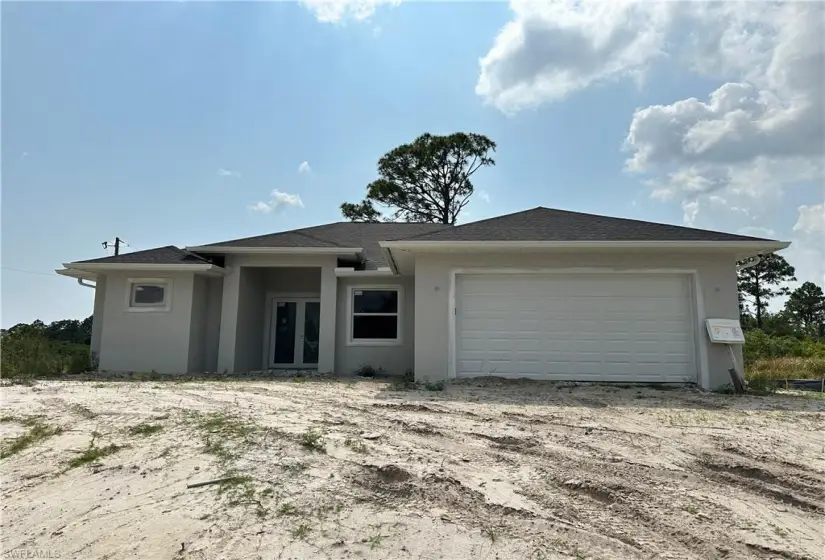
[[68, 436, 124, 469], [483, 526, 499, 543], [300, 428, 325, 452], [277, 502, 300, 516], [343, 437, 368, 453], [291, 522, 312, 539], [69, 404, 97, 419], [281, 460, 310, 473], [216, 471, 268, 518], [682, 503, 699, 515], [0, 419, 63, 459], [773, 526, 789, 538], [195, 411, 257, 438], [367, 533, 386, 549], [423, 381, 445, 392], [128, 423, 163, 436], [183, 410, 258, 464]]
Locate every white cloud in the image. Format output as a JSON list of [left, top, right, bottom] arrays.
[[622, 2, 824, 225], [477, 189, 491, 203], [248, 190, 304, 213], [218, 168, 241, 178], [298, 161, 312, 174], [477, 1, 824, 288], [300, 0, 399, 24], [794, 203, 825, 235], [477, 0, 672, 112], [786, 203, 825, 289], [737, 226, 776, 239], [248, 201, 274, 214]]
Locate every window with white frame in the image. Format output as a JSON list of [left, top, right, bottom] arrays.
[[128, 279, 171, 311], [350, 287, 401, 343]]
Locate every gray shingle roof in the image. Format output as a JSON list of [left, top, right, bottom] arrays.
[[73, 246, 212, 265], [199, 222, 451, 269], [69, 208, 776, 268], [394, 207, 776, 243]]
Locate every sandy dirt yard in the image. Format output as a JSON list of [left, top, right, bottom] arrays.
[[1, 378, 823, 560]]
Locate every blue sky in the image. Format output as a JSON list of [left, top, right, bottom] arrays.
[[2, 1, 823, 327]]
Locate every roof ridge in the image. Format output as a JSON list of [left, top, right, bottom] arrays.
[[528, 206, 772, 240], [393, 206, 774, 242]]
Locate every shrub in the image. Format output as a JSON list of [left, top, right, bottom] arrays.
[[742, 330, 825, 364], [1, 334, 90, 377]]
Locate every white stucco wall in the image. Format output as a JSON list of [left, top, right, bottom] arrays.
[[98, 272, 196, 373], [335, 276, 415, 376], [413, 251, 741, 390]]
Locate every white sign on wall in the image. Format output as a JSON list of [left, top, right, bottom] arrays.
[[706, 318, 745, 344]]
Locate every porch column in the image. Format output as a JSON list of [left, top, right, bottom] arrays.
[[217, 265, 241, 373], [317, 264, 337, 373]]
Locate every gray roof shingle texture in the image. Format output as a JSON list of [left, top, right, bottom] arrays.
[[70, 208, 775, 267], [396, 207, 775, 243], [198, 222, 451, 269], [74, 246, 211, 265]]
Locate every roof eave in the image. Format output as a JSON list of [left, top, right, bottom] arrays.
[[59, 263, 226, 276]]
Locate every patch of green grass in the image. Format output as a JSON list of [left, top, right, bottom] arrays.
[[67, 440, 124, 469], [291, 522, 312, 539], [128, 423, 163, 436], [299, 428, 325, 452], [0, 420, 63, 459], [682, 503, 699, 515], [343, 437, 368, 453]]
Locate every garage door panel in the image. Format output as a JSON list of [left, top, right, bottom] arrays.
[[455, 273, 696, 383]]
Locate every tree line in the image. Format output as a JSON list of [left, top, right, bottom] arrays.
[[2, 317, 93, 345]]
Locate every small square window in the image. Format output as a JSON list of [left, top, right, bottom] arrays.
[[127, 279, 171, 311]]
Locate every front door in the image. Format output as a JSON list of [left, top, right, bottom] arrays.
[[269, 298, 321, 368]]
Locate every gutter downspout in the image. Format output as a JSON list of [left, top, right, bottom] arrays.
[[77, 278, 96, 289]]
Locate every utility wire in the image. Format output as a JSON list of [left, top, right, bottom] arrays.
[[1, 266, 62, 277]]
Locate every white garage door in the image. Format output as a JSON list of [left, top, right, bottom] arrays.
[[455, 273, 696, 383]]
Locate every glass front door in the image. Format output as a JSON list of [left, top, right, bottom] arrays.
[[270, 299, 320, 368]]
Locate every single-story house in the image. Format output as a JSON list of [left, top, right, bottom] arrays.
[[57, 207, 788, 389]]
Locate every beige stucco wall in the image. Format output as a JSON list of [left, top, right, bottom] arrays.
[[216, 255, 337, 373], [204, 277, 223, 372], [98, 272, 197, 373], [90, 276, 107, 367], [187, 275, 209, 373], [413, 251, 741, 390], [335, 276, 415, 376], [235, 267, 267, 372]]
